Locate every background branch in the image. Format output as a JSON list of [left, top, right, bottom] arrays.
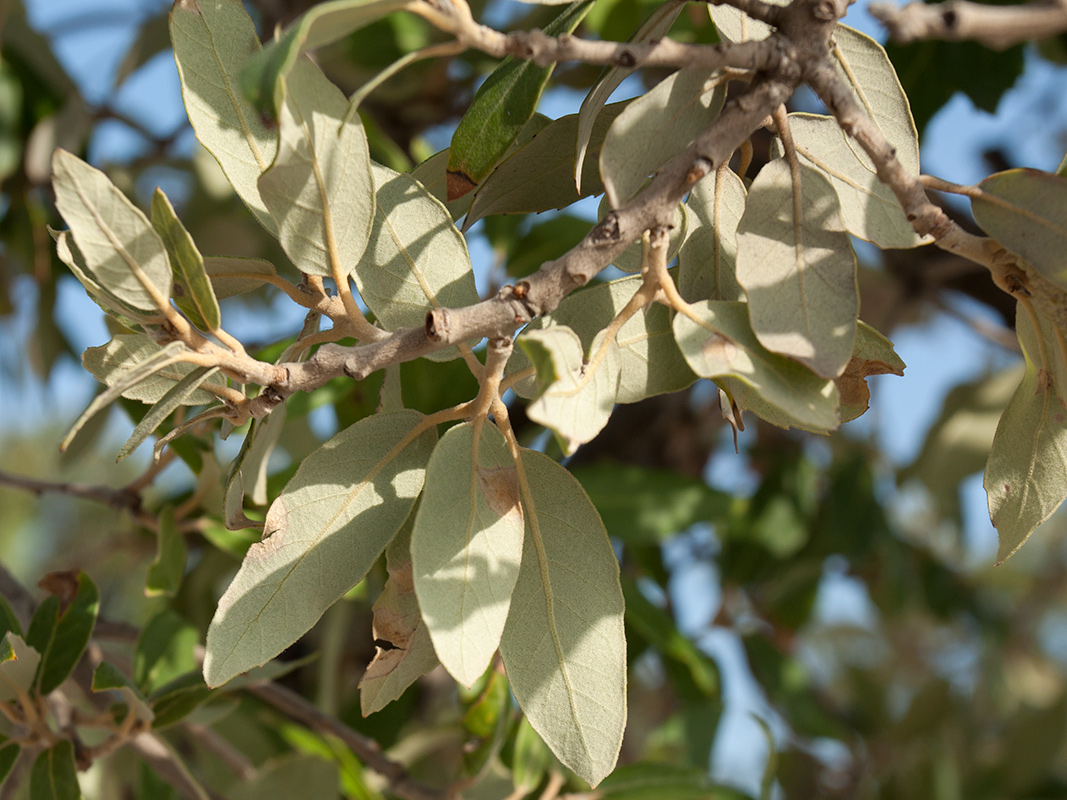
[[871, 0, 1067, 49]]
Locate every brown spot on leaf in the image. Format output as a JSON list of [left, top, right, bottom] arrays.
[[701, 333, 737, 362], [1037, 368, 1053, 394], [835, 356, 904, 417], [446, 171, 477, 201], [477, 466, 522, 524], [361, 560, 420, 685], [39, 570, 79, 616]]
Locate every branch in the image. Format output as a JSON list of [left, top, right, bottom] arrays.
[[245, 681, 448, 800], [870, 0, 1067, 49], [0, 469, 152, 528]]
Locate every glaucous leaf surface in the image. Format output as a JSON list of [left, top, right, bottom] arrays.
[[673, 300, 840, 431], [680, 166, 746, 302], [204, 410, 436, 687], [258, 60, 374, 281], [360, 520, 440, 715], [0, 634, 40, 703], [574, 1, 684, 191], [411, 422, 523, 687], [779, 114, 925, 249], [600, 69, 724, 209], [29, 742, 79, 800], [972, 168, 1067, 290], [82, 334, 225, 405], [835, 320, 905, 422], [52, 149, 172, 314], [446, 0, 595, 199], [510, 272, 696, 403], [53, 230, 161, 324], [517, 326, 621, 455], [985, 304, 1067, 563], [707, 0, 784, 41], [150, 188, 221, 330], [170, 0, 278, 235], [117, 367, 222, 461], [26, 571, 99, 695], [241, 0, 412, 113], [465, 103, 628, 225], [204, 256, 278, 299], [357, 162, 479, 361], [736, 159, 858, 379], [500, 449, 626, 787]]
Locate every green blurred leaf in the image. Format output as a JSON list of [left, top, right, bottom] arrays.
[[232, 755, 340, 800], [91, 661, 153, 724], [500, 449, 626, 787], [148, 671, 213, 729], [145, 506, 188, 598], [26, 571, 99, 695], [29, 741, 80, 800], [135, 610, 201, 692], [0, 741, 19, 788]]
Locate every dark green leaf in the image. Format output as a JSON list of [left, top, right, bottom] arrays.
[[145, 507, 188, 598], [29, 742, 80, 800], [26, 571, 99, 695]]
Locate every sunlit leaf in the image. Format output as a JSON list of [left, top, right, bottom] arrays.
[[600, 68, 725, 209], [835, 321, 905, 422], [53, 229, 162, 325], [241, 0, 412, 114], [26, 571, 99, 695], [518, 326, 621, 455], [446, 0, 595, 199], [736, 159, 858, 379], [52, 149, 172, 314], [985, 303, 1067, 562], [258, 60, 374, 281], [151, 188, 221, 330], [359, 519, 440, 715], [972, 168, 1067, 290], [205, 410, 436, 687], [412, 422, 523, 687], [680, 166, 746, 302], [171, 0, 279, 234], [673, 300, 840, 431], [82, 335, 225, 405]]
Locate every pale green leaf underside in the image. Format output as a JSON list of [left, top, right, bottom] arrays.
[[500, 449, 626, 787], [54, 229, 161, 324], [204, 410, 436, 687], [736, 159, 858, 379], [83, 334, 226, 405], [52, 149, 172, 313], [205, 256, 278, 299], [673, 300, 840, 432], [680, 165, 746, 302], [783, 113, 925, 249], [170, 0, 278, 235], [574, 1, 683, 192], [357, 162, 479, 360], [117, 366, 222, 460], [0, 634, 41, 703], [707, 0, 784, 42], [972, 168, 1067, 290], [600, 68, 724, 209], [412, 422, 523, 687], [258, 59, 374, 280], [985, 304, 1067, 563], [360, 521, 440, 715], [519, 326, 621, 456]]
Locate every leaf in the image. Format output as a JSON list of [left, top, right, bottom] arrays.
[[571, 462, 732, 543], [229, 755, 339, 800], [575, 1, 684, 192], [778, 113, 926, 249], [985, 303, 1067, 562], [0, 634, 41, 703], [511, 272, 696, 404], [204, 256, 278, 299], [512, 717, 552, 792], [135, 610, 200, 692], [170, 0, 279, 234], [599, 762, 737, 800], [835, 321, 905, 423], [117, 367, 222, 460], [446, 0, 595, 199], [518, 326, 621, 456], [204, 410, 437, 687], [359, 519, 440, 715], [356, 163, 479, 361], [29, 742, 80, 800], [91, 661, 154, 724], [707, 0, 784, 41], [972, 169, 1067, 290], [151, 188, 221, 330], [83, 335, 225, 405], [149, 671, 213, 729], [679, 166, 746, 302], [499, 449, 626, 787], [258, 60, 375, 281], [465, 103, 628, 226], [51, 149, 172, 314], [736, 159, 858, 379], [600, 68, 725, 209], [0, 741, 19, 787], [241, 0, 412, 114], [26, 571, 99, 695], [146, 507, 188, 598], [672, 300, 840, 432], [53, 229, 162, 325], [608, 199, 690, 273], [408, 149, 475, 222], [411, 422, 524, 687]]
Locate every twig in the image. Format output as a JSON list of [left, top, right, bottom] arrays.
[[870, 0, 1067, 49], [0, 469, 152, 527], [245, 681, 448, 800]]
